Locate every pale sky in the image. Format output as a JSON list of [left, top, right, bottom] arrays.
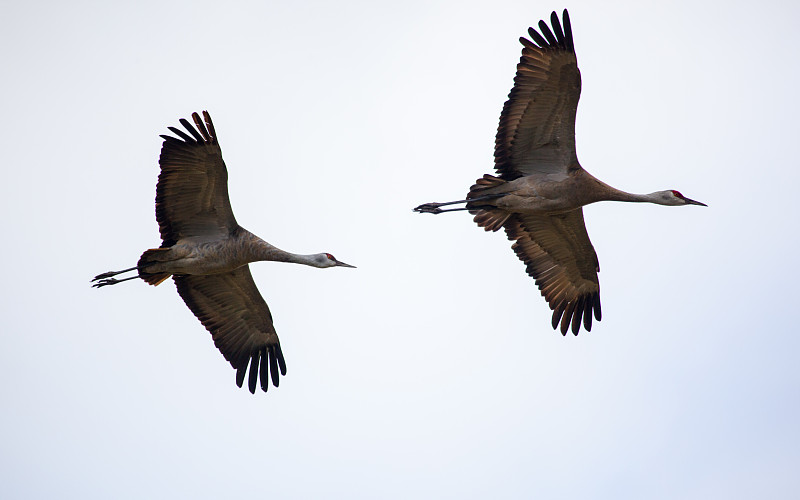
[[3, 0, 799, 498]]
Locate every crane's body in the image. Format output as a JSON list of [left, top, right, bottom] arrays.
[[464, 170, 698, 215], [93, 111, 354, 393], [414, 10, 705, 335], [131, 227, 338, 278]]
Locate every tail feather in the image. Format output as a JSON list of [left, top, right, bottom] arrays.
[[467, 174, 506, 197], [471, 209, 510, 232], [137, 248, 172, 286], [468, 174, 510, 232]]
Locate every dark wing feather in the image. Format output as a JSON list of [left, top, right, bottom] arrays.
[[503, 210, 601, 335], [173, 265, 286, 393], [495, 9, 581, 180], [156, 111, 237, 246]]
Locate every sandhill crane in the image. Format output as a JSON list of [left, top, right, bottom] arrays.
[[414, 10, 705, 335], [92, 111, 355, 393]]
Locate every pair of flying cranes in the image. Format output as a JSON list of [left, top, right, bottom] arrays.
[[93, 10, 705, 393]]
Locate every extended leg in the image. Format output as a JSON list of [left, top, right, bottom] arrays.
[[92, 275, 140, 288], [91, 266, 137, 282], [417, 206, 473, 214], [413, 194, 501, 214]]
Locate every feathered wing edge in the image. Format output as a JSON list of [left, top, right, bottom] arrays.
[[173, 267, 287, 393], [494, 9, 581, 180], [155, 111, 236, 247], [502, 212, 601, 335]]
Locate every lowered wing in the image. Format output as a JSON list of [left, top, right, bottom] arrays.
[[173, 265, 286, 393], [503, 210, 601, 335]]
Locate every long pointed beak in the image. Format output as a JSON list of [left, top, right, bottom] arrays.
[[335, 260, 356, 268], [684, 197, 707, 207]]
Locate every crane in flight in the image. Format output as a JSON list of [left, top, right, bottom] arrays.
[[414, 9, 705, 335], [92, 111, 355, 393]]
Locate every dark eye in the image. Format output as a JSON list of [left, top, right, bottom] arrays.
[[671, 190, 683, 198]]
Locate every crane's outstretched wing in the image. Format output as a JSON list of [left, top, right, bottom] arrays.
[[157, 111, 238, 247], [495, 9, 581, 180], [503, 210, 601, 335], [173, 266, 286, 393]]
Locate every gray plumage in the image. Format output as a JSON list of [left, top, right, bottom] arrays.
[[92, 111, 354, 393], [414, 10, 705, 335]]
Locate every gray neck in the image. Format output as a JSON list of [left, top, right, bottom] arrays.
[[578, 170, 659, 205], [255, 243, 319, 267], [242, 231, 321, 267], [602, 189, 659, 203], [588, 176, 664, 204]]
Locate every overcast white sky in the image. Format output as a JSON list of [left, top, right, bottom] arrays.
[[3, 0, 799, 498]]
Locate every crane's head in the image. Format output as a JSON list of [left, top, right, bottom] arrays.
[[311, 253, 356, 269], [652, 190, 707, 207]]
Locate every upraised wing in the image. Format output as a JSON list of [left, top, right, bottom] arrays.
[[156, 111, 238, 246], [503, 210, 601, 335], [173, 266, 286, 393], [494, 9, 581, 180]]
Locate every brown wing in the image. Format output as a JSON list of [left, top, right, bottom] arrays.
[[495, 10, 581, 180], [504, 210, 601, 335], [173, 265, 286, 393], [156, 111, 237, 247]]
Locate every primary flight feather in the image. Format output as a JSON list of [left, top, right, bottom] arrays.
[[414, 10, 705, 335], [93, 111, 355, 393]]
